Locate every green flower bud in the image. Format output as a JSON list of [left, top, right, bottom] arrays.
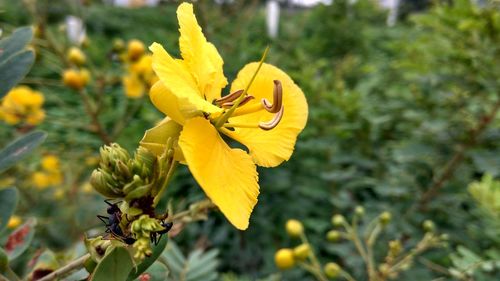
[[422, 220, 435, 232], [379, 211, 391, 226], [389, 240, 402, 257], [133, 147, 156, 178], [331, 214, 345, 227], [90, 169, 122, 198], [327, 230, 342, 242], [324, 262, 341, 278], [355, 206, 365, 216]]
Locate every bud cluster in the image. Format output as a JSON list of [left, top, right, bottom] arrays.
[[90, 144, 157, 200], [130, 215, 165, 260]]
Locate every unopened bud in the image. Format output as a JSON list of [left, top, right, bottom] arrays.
[[355, 206, 365, 216], [422, 220, 435, 232], [285, 219, 303, 237], [275, 249, 295, 270], [389, 240, 402, 257], [379, 212, 391, 225], [293, 244, 311, 260], [127, 39, 145, 61], [112, 38, 125, 52], [327, 230, 342, 242], [331, 214, 345, 227], [67, 47, 86, 65], [324, 262, 341, 278]]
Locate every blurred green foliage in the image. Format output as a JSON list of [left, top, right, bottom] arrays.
[[0, 0, 499, 280]]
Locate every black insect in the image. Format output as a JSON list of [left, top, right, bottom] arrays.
[[150, 219, 173, 245], [97, 199, 136, 245]]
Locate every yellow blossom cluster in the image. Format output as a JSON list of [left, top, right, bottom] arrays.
[[32, 155, 63, 189], [122, 39, 158, 98], [0, 86, 45, 126], [62, 47, 91, 90]]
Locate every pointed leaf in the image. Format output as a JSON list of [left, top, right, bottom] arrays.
[[91, 247, 133, 281], [4, 218, 36, 260], [0, 27, 33, 62], [0, 187, 18, 232], [0, 131, 47, 174], [0, 50, 35, 98]]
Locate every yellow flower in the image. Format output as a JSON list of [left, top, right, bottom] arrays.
[[41, 155, 60, 172], [127, 39, 145, 61], [62, 69, 89, 90], [32, 171, 51, 189], [67, 47, 86, 66], [140, 3, 307, 230], [0, 86, 45, 126], [123, 74, 146, 98], [7, 215, 22, 229]]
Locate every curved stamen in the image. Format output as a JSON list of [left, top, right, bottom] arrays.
[[221, 95, 255, 108], [261, 80, 283, 113], [215, 89, 244, 105], [259, 105, 284, 131]]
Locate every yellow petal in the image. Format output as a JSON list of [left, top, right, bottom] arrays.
[[224, 63, 308, 167], [140, 117, 184, 162], [179, 117, 259, 230], [149, 81, 201, 125], [177, 3, 227, 103], [149, 43, 222, 115]]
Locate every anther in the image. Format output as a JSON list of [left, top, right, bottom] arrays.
[[259, 105, 284, 130], [215, 90, 244, 105], [261, 80, 283, 113], [222, 95, 255, 108]]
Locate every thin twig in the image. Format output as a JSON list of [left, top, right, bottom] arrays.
[[37, 254, 90, 281]]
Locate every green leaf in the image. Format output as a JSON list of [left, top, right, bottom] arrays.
[[0, 187, 18, 232], [0, 131, 47, 174], [0, 247, 8, 273], [127, 235, 168, 281], [140, 262, 169, 281], [91, 247, 134, 281], [0, 27, 33, 62], [5, 218, 36, 260], [0, 50, 35, 98], [163, 241, 219, 281]]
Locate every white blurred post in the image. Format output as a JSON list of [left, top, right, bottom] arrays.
[[266, 0, 280, 39], [386, 0, 399, 27]]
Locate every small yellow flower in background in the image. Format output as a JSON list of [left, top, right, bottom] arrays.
[[32, 155, 64, 189], [32, 171, 51, 189], [286, 219, 304, 237], [0, 86, 45, 126], [53, 189, 65, 200], [122, 46, 157, 99], [127, 39, 145, 61], [123, 74, 146, 99], [67, 47, 86, 66], [62, 69, 89, 90], [140, 3, 308, 230], [81, 182, 94, 193], [7, 215, 22, 229]]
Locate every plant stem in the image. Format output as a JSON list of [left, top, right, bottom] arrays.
[[37, 254, 90, 281], [78, 89, 112, 144], [153, 160, 178, 207], [418, 99, 500, 209], [298, 262, 329, 281]]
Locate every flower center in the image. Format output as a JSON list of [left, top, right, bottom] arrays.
[[212, 80, 284, 131]]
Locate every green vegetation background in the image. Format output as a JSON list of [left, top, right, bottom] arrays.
[[1, 0, 499, 280]]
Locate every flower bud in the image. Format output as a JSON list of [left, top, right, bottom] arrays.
[[285, 219, 303, 237], [388, 240, 402, 257], [355, 206, 365, 216], [133, 147, 156, 178], [90, 169, 121, 198], [113, 38, 125, 52], [293, 244, 311, 260], [422, 220, 435, 232], [67, 47, 86, 65], [7, 215, 22, 229], [331, 214, 345, 227], [324, 262, 341, 278], [62, 69, 87, 90], [378, 263, 390, 276], [379, 211, 391, 225], [327, 230, 342, 242], [127, 39, 145, 61], [274, 248, 295, 270]]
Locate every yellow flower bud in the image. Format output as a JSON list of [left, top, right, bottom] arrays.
[[274, 248, 295, 270], [324, 262, 341, 278], [379, 211, 392, 225], [293, 244, 311, 260], [67, 47, 86, 65], [62, 69, 87, 90], [127, 39, 145, 61], [354, 206, 365, 216], [327, 230, 341, 242], [113, 38, 125, 52], [7, 215, 22, 229], [285, 219, 303, 237], [331, 214, 345, 227]]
